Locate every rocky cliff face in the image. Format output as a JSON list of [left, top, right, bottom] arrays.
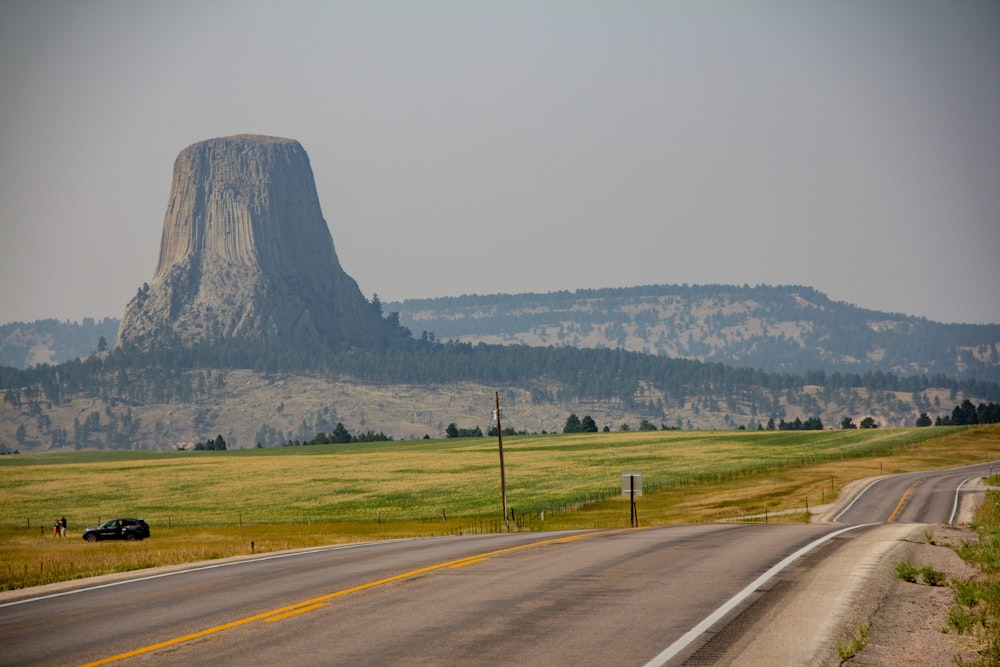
[[117, 134, 392, 350]]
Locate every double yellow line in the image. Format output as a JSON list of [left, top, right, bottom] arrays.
[[81, 530, 608, 666], [887, 479, 923, 523]]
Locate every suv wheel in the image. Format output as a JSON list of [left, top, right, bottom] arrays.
[[84, 533, 97, 542]]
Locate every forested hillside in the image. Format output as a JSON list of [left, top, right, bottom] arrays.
[[0, 318, 118, 368], [389, 284, 1000, 383], [2, 337, 998, 452], [5, 285, 997, 386], [2, 284, 998, 452]]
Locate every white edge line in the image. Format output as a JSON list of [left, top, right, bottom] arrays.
[[949, 476, 975, 525], [832, 478, 884, 523], [836, 462, 998, 524], [0, 539, 412, 609], [643, 523, 876, 667]]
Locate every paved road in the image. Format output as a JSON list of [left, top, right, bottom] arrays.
[[832, 460, 995, 525], [2, 525, 856, 666], [1, 461, 992, 666]]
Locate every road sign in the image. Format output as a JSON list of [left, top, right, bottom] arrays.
[[622, 471, 641, 527], [621, 471, 642, 497]]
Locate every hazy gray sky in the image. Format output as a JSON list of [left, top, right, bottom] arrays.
[[1, 1, 998, 325]]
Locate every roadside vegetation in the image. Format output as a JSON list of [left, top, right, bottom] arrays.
[[893, 560, 946, 586], [2, 425, 998, 592], [837, 621, 870, 661], [950, 479, 1000, 665]]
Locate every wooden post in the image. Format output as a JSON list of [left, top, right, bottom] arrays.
[[495, 392, 508, 526]]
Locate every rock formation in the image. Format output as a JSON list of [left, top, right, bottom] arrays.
[[117, 134, 394, 351]]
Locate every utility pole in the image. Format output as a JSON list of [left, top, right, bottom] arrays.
[[494, 391, 508, 526]]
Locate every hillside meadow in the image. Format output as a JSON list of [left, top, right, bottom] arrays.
[[2, 425, 999, 591]]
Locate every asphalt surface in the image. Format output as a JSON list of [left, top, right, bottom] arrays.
[[832, 460, 996, 525], [1, 460, 994, 666]]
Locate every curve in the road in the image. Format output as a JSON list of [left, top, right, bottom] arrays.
[[641, 522, 875, 666], [833, 461, 996, 525]]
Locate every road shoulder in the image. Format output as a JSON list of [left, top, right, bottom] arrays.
[[716, 479, 989, 666]]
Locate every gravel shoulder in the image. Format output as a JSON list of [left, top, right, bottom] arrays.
[[716, 478, 988, 666]]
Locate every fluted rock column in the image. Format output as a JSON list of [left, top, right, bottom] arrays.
[[117, 134, 390, 351]]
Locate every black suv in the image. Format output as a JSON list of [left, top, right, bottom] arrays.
[[82, 518, 150, 542]]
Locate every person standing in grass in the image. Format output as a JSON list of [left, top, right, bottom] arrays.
[[59, 516, 67, 537]]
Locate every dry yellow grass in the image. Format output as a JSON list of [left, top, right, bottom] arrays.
[[541, 424, 1000, 528], [2, 425, 998, 592]]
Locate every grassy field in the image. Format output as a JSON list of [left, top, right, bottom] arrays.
[[2, 424, 999, 591]]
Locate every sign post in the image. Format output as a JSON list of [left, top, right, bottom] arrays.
[[621, 471, 642, 527]]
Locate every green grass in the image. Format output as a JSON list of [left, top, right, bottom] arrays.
[[953, 485, 1000, 665], [893, 561, 946, 586], [2, 424, 998, 591], [896, 560, 920, 583], [837, 621, 869, 661], [0, 427, 967, 528], [921, 565, 947, 587]]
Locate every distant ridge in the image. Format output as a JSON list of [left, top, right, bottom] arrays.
[[388, 284, 1000, 383], [0, 318, 118, 368], [3, 284, 998, 384], [2, 283, 1000, 451]]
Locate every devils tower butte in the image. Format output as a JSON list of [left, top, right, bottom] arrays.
[[117, 134, 394, 350]]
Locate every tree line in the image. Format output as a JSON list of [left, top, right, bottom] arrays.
[[191, 435, 227, 450], [3, 334, 1000, 450], [282, 423, 393, 446], [3, 336, 999, 411], [930, 400, 1000, 427]]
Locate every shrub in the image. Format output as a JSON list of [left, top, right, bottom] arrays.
[[954, 489, 1000, 664], [947, 605, 977, 634], [921, 565, 947, 587], [954, 579, 979, 608], [836, 621, 869, 660], [895, 560, 919, 583]]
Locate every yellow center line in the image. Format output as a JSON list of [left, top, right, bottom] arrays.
[[79, 529, 625, 666], [887, 480, 923, 523], [264, 603, 329, 622]]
